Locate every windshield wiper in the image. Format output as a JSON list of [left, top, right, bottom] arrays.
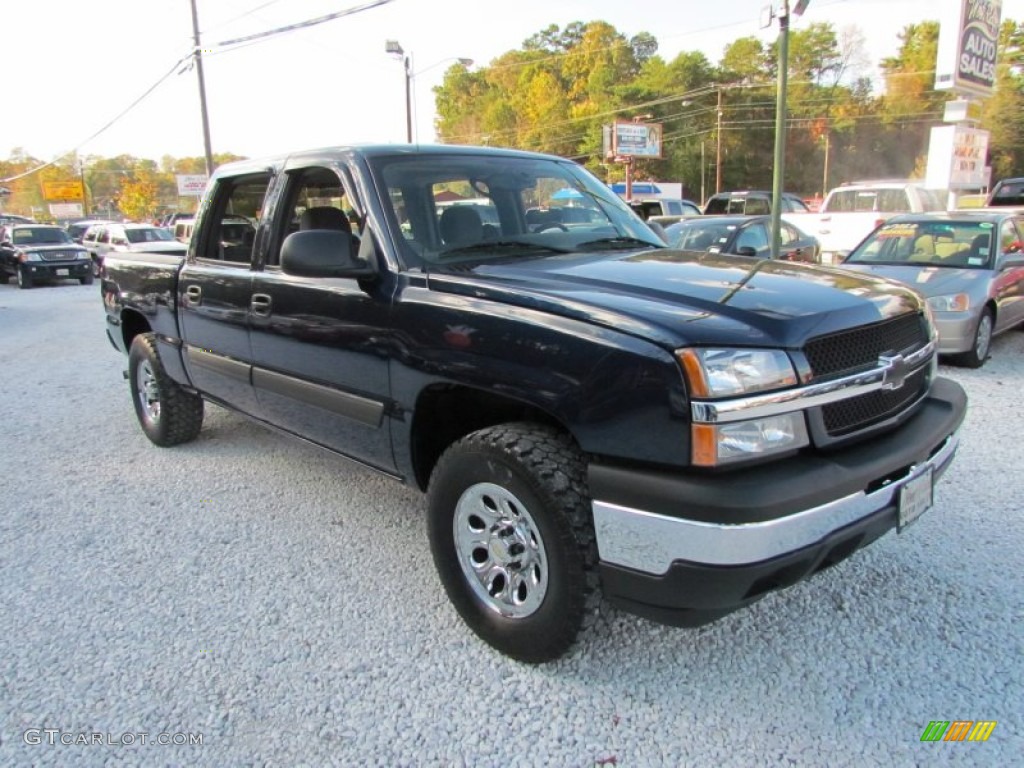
[[575, 236, 664, 251], [437, 240, 572, 260]]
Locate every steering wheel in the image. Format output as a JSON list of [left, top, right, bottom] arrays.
[[535, 223, 568, 233]]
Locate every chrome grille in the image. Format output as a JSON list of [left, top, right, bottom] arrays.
[[40, 249, 83, 261], [804, 313, 930, 437]]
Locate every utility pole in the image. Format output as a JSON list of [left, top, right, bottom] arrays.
[[769, 0, 790, 260], [769, 0, 809, 259], [189, 0, 215, 175], [715, 88, 723, 194]]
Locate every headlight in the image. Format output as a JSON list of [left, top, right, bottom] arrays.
[[927, 293, 970, 312], [78, 251, 91, 261], [678, 348, 798, 397], [692, 413, 809, 466], [20, 251, 42, 262], [679, 347, 807, 465]]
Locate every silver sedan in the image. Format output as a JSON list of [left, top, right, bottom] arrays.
[[841, 211, 1024, 367]]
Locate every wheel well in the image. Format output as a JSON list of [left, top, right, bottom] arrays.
[[410, 385, 564, 490], [120, 309, 152, 350]]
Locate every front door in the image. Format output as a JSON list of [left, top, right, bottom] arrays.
[[248, 162, 396, 473]]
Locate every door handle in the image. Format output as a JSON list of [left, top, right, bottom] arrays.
[[185, 285, 202, 305], [250, 293, 272, 317]]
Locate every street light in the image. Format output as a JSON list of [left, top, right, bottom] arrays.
[[385, 40, 412, 143], [386, 41, 473, 144]]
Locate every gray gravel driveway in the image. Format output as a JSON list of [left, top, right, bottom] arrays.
[[0, 282, 1021, 766]]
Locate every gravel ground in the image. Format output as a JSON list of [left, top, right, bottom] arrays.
[[0, 282, 1021, 767]]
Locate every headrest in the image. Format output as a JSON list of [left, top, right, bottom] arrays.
[[439, 206, 483, 244], [300, 206, 351, 233]]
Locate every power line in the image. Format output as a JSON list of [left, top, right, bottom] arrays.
[[214, 0, 394, 49], [0, 52, 194, 184]]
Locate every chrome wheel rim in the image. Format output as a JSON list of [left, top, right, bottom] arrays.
[[135, 360, 161, 424], [975, 313, 993, 360], [453, 482, 548, 618]]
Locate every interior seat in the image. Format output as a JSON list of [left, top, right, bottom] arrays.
[[439, 206, 483, 245]]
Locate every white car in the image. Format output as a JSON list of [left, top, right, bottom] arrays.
[[82, 222, 187, 275]]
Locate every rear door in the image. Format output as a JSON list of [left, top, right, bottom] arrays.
[[178, 171, 273, 415]]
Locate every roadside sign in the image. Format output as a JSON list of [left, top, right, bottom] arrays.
[[42, 180, 84, 201], [49, 203, 84, 219], [612, 122, 663, 159], [176, 174, 209, 196]]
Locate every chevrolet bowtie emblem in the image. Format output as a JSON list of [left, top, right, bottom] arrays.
[[879, 353, 909, 390]]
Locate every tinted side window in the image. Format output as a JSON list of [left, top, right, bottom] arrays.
[[195, 174, 270, 263], [704, 196, 728, 215]]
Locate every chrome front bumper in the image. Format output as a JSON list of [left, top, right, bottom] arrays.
[[592, 430, 959, 576]]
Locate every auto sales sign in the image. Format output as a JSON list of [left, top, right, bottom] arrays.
[[935, 0, 1002, 97]]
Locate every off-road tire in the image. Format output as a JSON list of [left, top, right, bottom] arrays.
[[128, 333, 204, 446], [427, 422, 600, 663]]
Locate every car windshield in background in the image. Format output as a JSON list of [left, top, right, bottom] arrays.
[[666, 221, 735, 250], [125, 227, 174, 243], [844, 221, 996, 268], [12, 227, 72, 245], [370, 152, 663, 266]]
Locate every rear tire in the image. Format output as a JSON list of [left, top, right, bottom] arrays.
[[426, 422, 599, 663], [80, 273, 94, 286], [128, 333, 204, 446]]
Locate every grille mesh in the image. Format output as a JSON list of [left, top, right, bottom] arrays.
[[804, 313, 927, 379]]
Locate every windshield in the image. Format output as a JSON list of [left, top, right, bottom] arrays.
[[369, 152, 664, 266], [12, 227, 72, 245], [125, 227, 174, 244], [844, 220, 997, 269], [666, 221, 736, 250]]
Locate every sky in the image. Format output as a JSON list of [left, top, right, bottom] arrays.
[[3, 0, 1023, 166]]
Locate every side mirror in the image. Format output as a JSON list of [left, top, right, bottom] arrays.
[[281, 230, 376, 278], [734, 246, 758, 257]]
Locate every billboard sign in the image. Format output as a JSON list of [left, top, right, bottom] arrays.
[[926, 124, 990, 189], [935, 0, 1002, 97], [176, 174, 209, 196], [42, 180, 84, 201], [613, 122, 663, 158]]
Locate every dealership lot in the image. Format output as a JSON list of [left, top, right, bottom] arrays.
[[0, 283, 1021, 765]]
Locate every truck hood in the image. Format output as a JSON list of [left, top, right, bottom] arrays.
[[427, 249, 922, 349]]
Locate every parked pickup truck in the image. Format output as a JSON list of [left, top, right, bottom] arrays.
[[101, 144, 966, 662], [784, 180, 947, 262]]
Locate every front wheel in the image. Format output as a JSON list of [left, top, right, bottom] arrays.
[[128, 333, 204, 446], [17, 267, 33, 289], [427, 423, 599, 663], [952, 308, 993, 368]]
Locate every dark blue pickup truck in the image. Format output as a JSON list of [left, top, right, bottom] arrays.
[[101, 145, 966, 662]]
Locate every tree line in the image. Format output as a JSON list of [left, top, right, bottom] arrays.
[[433, 19, 1024, 202]]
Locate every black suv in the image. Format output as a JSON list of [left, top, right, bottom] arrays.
[[704, 190, 810, 215], [0, 224, 93, 288]]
